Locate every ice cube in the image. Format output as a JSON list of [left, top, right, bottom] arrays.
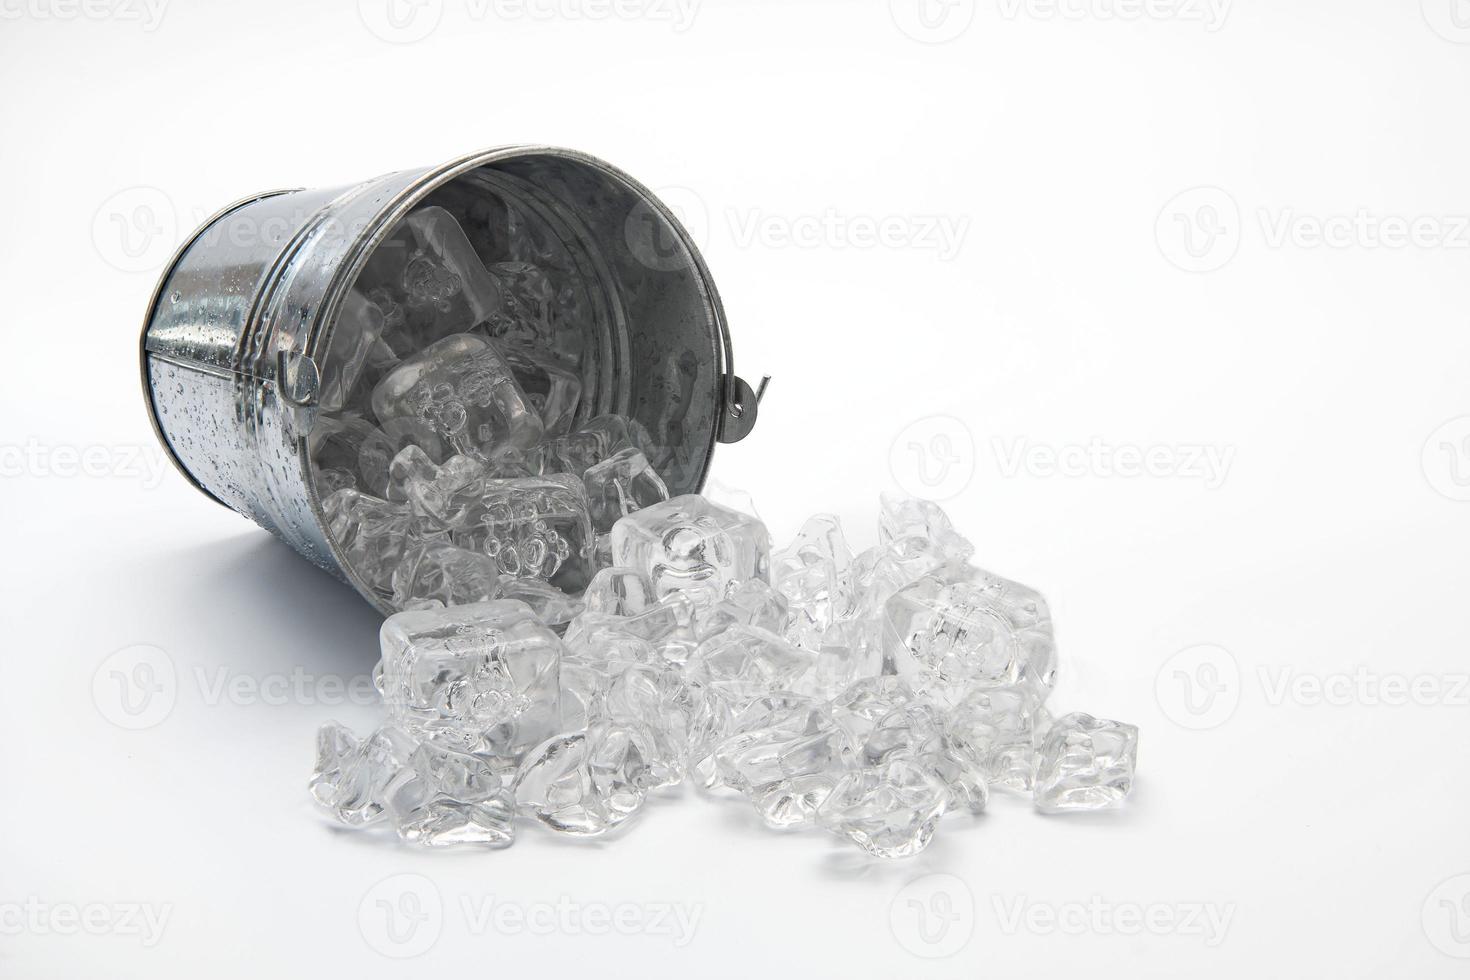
[[315, 467, 356, 496], [495, 578, 584, 631], [384, 740, 515, 847], [448, 474, 594, 590], [371, 333, 543, 463], [601, 662, 688, 788], [377, 600, 562, 762], [319, 289, 387, 413], [1032, 712, 1138, 813], [557, 660, 609, 731], [564, 568, 695, 658], [684, 625, 814, 701], [610, 494, 770, 604], [684, 690, 815, 789], [946, 685, 1046, 794], [505, 347, 581, 437], [829, 678, 942, 766], [797, 618, 883, 700], [701, 478, 762, 521], [817, 758, 951, 859], [693, 579, 789, 641], [403, 206, 504, 339], [581, 567, 659, 616], [562, 616, 664, 665], [310, 415, 405, 498], [391, 539, 501, 609], [877, 493, 974, 568], [385, 448, 487, 530], [309, 722, 418, 827], [584, 448, 670, 540], [321, 488, 416, 594], [550, 414, 654, 477], [484, 261, 558, 351], [713, 704, 855, 829], [926, 741, 990, 815], [772, 514, 857, 651], [850, 545, 915, 622], [882, 564, 1057, 705], [513, 722, 665, 836]]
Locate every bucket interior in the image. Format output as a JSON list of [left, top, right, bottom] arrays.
[[305, 152, 725, 609]]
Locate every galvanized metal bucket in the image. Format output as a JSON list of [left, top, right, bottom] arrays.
[[140, 146, 763, 615]]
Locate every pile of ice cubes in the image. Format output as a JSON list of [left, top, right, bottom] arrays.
[[311, 491, 1140, 859], [305, 202, 1137, 858]]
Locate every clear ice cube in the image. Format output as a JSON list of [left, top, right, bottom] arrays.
[[713, 703, 855, 829], [310, 415, 405, 498], [926, 740, 990, 815], [693, 579, 790, 641], [505, 347, 581, 437], [448, 474, 594, 589], [319, 289, 387, 413], [513, 722, 665, 836], [1032, 712, 1138, 813], [385, 448, 487, 531], [701, 478, 762, 521], [550, 414, 654, 477], [798, 618, 883, 700], [321, 489, 416, 594], [829, 678, 943, 767], [684, 625, 815, 702], [484, 261, 558, 351], [581, 567, 659, 616], [315, 467, 356, 496], [817, 758, 951, 859], [850, 545, 916, 623], [877, 493, 975, 569], [371, 333, 543, 463], [377, 600, 562, 761], [584, 448, 670, 542], [685, 690, 815, 789], [401, 206, 504, 344], [557, 660, 608, 732], [882, 564, 1057, 705], [390, 539, 501, 609], [385, 740, 515, 847], [601, 662, 687, 788], [772, 514, 857, 651], [309, 722, 418, 827], [495, 578, 584, 631], [610, 494, 770, 604], [946, 684, 1046, 794], [562, 616, 664, 665]]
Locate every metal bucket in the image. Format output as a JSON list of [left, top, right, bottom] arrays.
[[140, 146, 763, 615]]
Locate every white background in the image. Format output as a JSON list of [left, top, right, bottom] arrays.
[[3, 0, 1469, 975]]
